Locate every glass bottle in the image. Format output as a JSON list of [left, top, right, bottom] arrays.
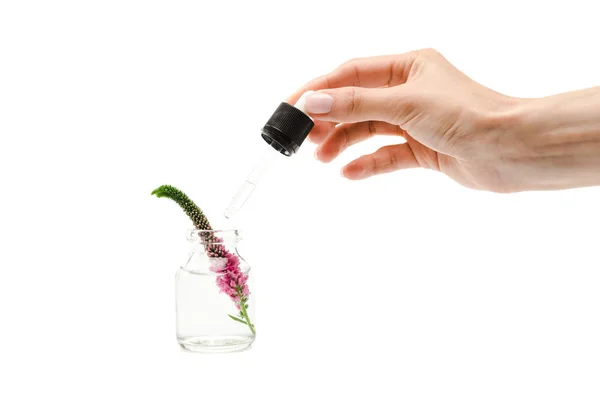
[[176, 229, 255, 353]]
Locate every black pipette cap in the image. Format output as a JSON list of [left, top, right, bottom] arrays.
[[261, 102, 314, 157]]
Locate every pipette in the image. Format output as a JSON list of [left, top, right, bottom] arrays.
[[224, 91, 315, 219]]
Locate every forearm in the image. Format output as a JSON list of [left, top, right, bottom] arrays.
[[499, 87, 600, 191]]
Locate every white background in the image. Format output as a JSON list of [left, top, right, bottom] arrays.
[[1, 1, 599, 399]]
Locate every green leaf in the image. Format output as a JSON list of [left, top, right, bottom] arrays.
[[228, 314, 247, 325]]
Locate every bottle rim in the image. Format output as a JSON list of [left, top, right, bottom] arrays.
[[186, 229, 241, 243]]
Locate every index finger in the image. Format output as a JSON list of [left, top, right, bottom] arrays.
[[286, 51, 419, 105]]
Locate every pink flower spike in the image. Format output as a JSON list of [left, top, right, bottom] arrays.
[[209, 252, 250, 308]]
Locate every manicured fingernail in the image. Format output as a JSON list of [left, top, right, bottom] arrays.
[[304, 93, 333, 114], [314, 147, 320, 160]]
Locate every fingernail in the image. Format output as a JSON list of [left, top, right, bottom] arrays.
[[314, 147, 320, 160], [304, 93, 333, 114]]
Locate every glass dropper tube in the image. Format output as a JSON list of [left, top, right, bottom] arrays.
[[223, 144, 280, 220]]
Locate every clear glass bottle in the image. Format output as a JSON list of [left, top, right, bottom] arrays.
[[176, 229, 255, 353]]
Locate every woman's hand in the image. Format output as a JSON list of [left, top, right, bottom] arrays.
[[288, 49, 600, 192]]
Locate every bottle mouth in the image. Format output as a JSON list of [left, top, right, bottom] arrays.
[[186, 229, 241, 243]]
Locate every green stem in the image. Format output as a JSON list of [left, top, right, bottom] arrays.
[[238, 296, 255, 336], [236, 287, 256, 336]]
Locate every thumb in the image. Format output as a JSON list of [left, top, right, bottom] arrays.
[[302, 87, 408, 124]]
